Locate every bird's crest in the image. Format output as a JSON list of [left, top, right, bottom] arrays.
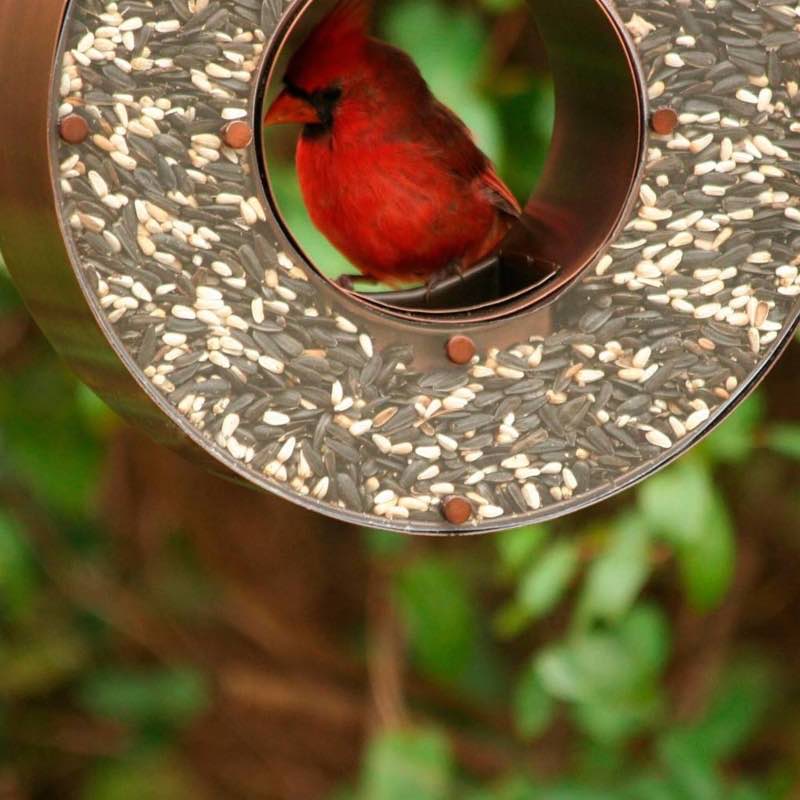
[[288, 0, 373, 85], [314, 0, 372, 43]]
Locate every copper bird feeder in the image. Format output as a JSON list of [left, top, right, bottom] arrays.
[[0, 0, 798, 534]]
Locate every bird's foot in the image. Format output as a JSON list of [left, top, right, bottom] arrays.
[[335, 274, 357, 291], [423, 262, 465, 304], [335, 273, 380, 292]]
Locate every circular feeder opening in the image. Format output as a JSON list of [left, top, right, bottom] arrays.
[[258, 0, 644, 322]]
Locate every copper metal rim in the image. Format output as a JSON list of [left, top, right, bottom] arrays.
[[258, 0, 647, 323], [0, 0, 798, 535]]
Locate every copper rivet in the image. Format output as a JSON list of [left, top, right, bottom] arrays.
[[446, 335, 476, 365], [223, 120, 253, 149], [650, 107, 679, 136], [58, 114, 89, 145], [442, 496, 473, 525]]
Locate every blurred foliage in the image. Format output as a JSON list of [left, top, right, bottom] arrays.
[[262, 0, 554, 286], [0, 255, 210, 798], [2, 0, 800, 797]]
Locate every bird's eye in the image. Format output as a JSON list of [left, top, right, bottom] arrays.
[[308, 86, 343, 125], [321, 87, 342, 104]]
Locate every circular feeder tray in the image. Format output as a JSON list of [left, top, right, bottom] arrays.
[[0, 0, 798, 535]]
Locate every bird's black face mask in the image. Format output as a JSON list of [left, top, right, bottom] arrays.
[[284, 80, 343, 137]]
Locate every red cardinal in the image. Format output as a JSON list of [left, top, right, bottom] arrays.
[[264, 0, 520, 288]]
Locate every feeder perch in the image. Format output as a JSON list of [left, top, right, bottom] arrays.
[[0, 0, 798, 534]]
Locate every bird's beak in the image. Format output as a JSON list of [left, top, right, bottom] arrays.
[[264, 89, 320, 126]]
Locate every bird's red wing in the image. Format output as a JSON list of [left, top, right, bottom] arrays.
[[479, 167, 522, 219], [421, 99, 521, 220], [408, 99, 486, 173]]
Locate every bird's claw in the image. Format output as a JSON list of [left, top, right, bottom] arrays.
[[335, 273, 382, 292], [423, 262, 464, 305]]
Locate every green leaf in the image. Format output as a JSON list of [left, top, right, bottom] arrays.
[[573, 692, 661, 746], [515, 540, 579, 620], [700, 662, 772, 760], [536, 643, 588, 703], [395, 557, 478, 684], [570, 632, 650, 699], [495, 537, 577, 635], [765, 424, 800, 461], [496, 525, 548, 577], [639, 458, 735, 610], [537, 632, 645, 706], [577, 513, 650, 625], [701, 394, 764, 464], [658, 733, 724, 800], [537, 633, 640, 705], [358, 728, 452, 800], [617, 605, 670, 678], [79, 667, 208, 728], [512, 659, 554, 739], [578, 609, 668, 743], [674, 490, 735, 612], [673, 659, 773, 763], [638, 458, 712, 546], [536, 607, 669, 744]]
